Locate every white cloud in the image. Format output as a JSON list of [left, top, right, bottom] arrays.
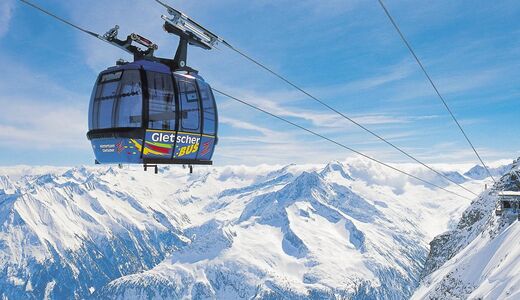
[[314, 61, 417, 97], [217, 112, 354, 165], [0, 0, 14, 38], [0, 56, 89, 150], [0, 98, 87, 149], [219, 117, 279, 137], [217, 85, 423, 133]]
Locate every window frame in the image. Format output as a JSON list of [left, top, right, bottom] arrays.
[[93, 77, 121, 129], [113, 70, 143, 128], [196, 80, 218, 136], [100, 71, 123, 83], [175, 75, 201, 133], [146, 71, 177, 131], [90, 69, 145, 130]]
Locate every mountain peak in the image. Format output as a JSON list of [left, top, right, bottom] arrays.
[[415, 157, 520, 298], [320, 161, 352, 180], [0, 161, 498, 299], [463, 165, 488, 180], [0, 175, 16, 194], [464, 162, 514, 181]]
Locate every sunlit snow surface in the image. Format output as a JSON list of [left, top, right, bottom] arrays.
[[0, 159, 500, 299], [413, 159, 520, 299]]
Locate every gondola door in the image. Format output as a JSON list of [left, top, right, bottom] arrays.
[[172, 75, 202, 161], [142, 71, 177, 160], [196, 80, 217, 161]]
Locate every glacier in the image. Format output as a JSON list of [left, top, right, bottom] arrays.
[[0, 159, 505, 299]]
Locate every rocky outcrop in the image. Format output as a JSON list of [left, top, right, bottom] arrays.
[[414, 158, 520, 299]]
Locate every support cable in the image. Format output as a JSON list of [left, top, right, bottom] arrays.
[[376, 0, 496, 184], [224, 38, 479, 196], [19, 0, 100, 38], [213, 88, 473, 201], [16, 0, 484, 196]]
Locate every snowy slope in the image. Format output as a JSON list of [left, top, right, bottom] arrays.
[[0, 159, 502, 299], [413, 158, 520, 299], [94, 161, 486, 299], [0, 167, 191, 299], [463, 164, 513, 181]]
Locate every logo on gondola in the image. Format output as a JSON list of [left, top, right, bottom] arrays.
[[130, 139, 173, 156], [177, 143, 199, 157], [173, 133, 200, 158], [145, 141, 172, 155], [200, 142, 211, 156], [116, 140, 124, 154], [151, 132, 176, 143], [130, 130, 206, 158], [99, 144, 115, 153]]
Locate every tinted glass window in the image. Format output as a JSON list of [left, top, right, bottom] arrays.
[[99, 81, 119, 99], [198, 81, 216, 135], [90, 70, 144, 130], [92, 80, 119, 129], [88, 78, 98, 130], [148, 72, 176, 130], [97, 99, 114, 129], [115, 70, 142, 128], [100, 71, 122, 83], [178, 78, 200, 132]]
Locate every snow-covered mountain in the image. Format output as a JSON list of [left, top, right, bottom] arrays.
[[463, 164, 513, 181], [0, 167, 191, 299], [0, 159, 506, 299], [413, 158, 520, 299]]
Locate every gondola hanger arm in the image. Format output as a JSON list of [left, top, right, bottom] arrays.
[[154, 0, 229, 49], [18, 0, 158, 59]]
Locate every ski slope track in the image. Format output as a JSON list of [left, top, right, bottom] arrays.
[[414, 158, 520, 299], [0, 159, 506, 299]]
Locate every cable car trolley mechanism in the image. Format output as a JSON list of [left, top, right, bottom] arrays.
[[495, 191, 520, 220], [85, 0, 226, 173]]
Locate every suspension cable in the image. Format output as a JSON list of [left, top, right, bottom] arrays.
[[376, 0, 496, 184], [213, 88, 473, 201], [224, 36, 479, 197], [16, 0, 483, 196], [18, 0, 99, 38]]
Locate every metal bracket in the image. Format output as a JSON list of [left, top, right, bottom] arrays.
[[156, 0, 225, 49], [182, 164, 194, 174], [144, 164, 159, 174], [103, 25, 120, 40], [161, 15, 219, 50], [99, 25, 158, 59]]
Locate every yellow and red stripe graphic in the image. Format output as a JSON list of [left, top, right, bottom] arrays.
[[130, 139, 172, 156]]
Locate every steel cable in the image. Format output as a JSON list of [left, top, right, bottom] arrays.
[[214, 88, 474, 201]]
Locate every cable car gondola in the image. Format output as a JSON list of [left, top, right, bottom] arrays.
[[86, 5, 223, 172]]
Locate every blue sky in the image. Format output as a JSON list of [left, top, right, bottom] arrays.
[[0, 0, 519, 166]]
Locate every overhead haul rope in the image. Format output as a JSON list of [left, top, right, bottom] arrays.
[[17, 0, 478, 198], [376, 0, 496, 184], [213, 88, 473, 201], [19, 0, 114, 46], [221, 40, 479, 197]]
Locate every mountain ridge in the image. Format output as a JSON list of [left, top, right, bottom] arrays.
[[414, 158, 520, 299], [0, 160, 505, 299]]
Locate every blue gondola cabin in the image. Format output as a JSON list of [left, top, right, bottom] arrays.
[[87, 60, 218, 167]]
